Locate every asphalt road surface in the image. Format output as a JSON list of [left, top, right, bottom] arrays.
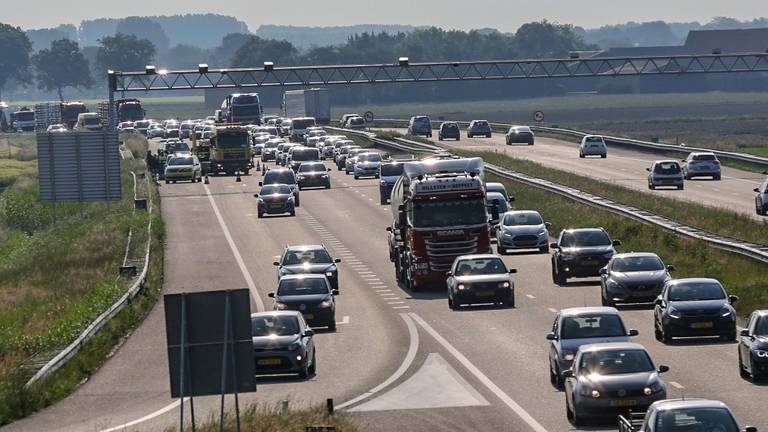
[[383, 128, 766, 221], [7, 145, 766, 431]]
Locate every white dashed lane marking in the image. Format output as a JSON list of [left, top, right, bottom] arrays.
[[547, 307, 558, 313], [670, 381, 684, 389], [526, 294, 536, 299]]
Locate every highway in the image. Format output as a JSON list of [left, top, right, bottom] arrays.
[[6, 145, 766, 432], [382, 128, 766, 220]]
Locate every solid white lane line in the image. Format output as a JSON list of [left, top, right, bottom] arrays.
[[99, 399, 186, 432], [337, 313, 420, 410], [204, 184, 265, 311], [392, 306, 410, 309], [526, 294, 536, 299], [670, 381, 684, 389], [409, 313, 548, 432]]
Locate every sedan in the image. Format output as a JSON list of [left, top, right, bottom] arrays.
[[738, 309, 768, 382], [353, 152, 383, 179], [255, 184, 295, 217], [506, 126, 535, 145], [496, 210, 550, 254], [297, 162, 331, 189], [269, 274, 338, 330], [274, 244, 341, 290], [600, 253, 675, 307], [654, 278, 738, 343], [164, 155, 201, 183], [682, 152, 722, 180], [344, 148, 365, 174], [579, 135, 607, 158], [547, 306, 638, 388], [647, 160, 684, 190], [251, 311, 316, 378], [564, 342, 668, 426], [446, 254, 516, 309]]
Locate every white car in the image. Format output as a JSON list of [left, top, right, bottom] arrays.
[[755, 175, 768, 216], [496, 210, 551, 254], [164, 154, 202, 183], [647, 160, 684, 190], [579, 135, 607, 158], [682, 152, 721, 180], [46, 124, 67, 132]]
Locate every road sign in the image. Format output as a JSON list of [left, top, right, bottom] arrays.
[[533, 111, 545, 122], [364, 111, 375, 123]]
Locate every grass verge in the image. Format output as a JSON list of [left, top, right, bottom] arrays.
[[163, 404, 358, 432], [0, 135, 164, 425], [491, 171, 768, 316]]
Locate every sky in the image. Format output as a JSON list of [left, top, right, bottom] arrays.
[[4, 0, 767, 31]]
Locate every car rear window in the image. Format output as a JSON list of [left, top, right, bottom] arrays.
[[655, 408, 738, 432], [381, 164, 404, 176], [654, 162, 681, 174], [692, 154, 717, 161], [298, 163, 325, 172], [282, 249, 332, 265], [264, 170, 295, 184], [585, 136, 604, 143]]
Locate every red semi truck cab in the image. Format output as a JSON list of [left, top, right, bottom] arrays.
[[388, 157, 493, 290]]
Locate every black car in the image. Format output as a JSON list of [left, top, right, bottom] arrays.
[[654, 278, 738, 343], [467, 120, 492, 138], [438, 122, 460, 141], [269, 274, 338, 330], [551, 228, 621, 285], [251, 311, 316, 378], [274, 244, 341, 290], [378, 159, 410, 205], [505, 126, 535, 145], [255, 184, 295, 217], [297, 162, 331, 189], [738, 309, 768, 381], [261, 168, 299, 206], [446, 254, 517, 310], [599, 252, 675, 307]]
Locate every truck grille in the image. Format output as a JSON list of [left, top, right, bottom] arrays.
[[425, 237, 479, 272]]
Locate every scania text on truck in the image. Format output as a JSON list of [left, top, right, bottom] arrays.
[[209, 126, 253, 176], [221, 93, 262, 125], [387, 157, 495, 291], [282, 88, 330, 124], [35, 101, 88, 130]]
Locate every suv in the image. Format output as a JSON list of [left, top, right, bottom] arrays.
[[647, 160, 684, 190], [682, 152, 721, 180], [551, 228, 621, 285], [506, 126, 534, 145], [339, 114, 360, 127], [297, 162, 331, 189], [261, 168, 300, 206], [274, 244, 341, 290], [344, 116, 366, 129], [579, 135, 607, 158], [407, 116, 432, 137], [467, 120, 492, 138], [438, 122, 460, 141], [756, 175, 768, 216]]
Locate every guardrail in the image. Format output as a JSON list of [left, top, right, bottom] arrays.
[[372, 118, 768, 167], [334, 126, 768, 264], [25, 163, 155, 388]]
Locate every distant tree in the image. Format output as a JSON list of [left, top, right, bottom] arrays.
[[230, 36, 298, 67], [26, 24, 78, 51], [216, 33, 255, 66], [33, 39, 93, 101], [116, 17, 170, 52], [514, 21, 596, 58], [0, 23, 33, 99], [96, 33, 156, 74], [164, 44, 210, 69]]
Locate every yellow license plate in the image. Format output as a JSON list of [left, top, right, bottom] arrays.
[[303, 314, 314, 320], [611, 400, 638, 407], [476, 291, 496, 297], [258, 358, 281, 366], [691, 322, 713, 329]]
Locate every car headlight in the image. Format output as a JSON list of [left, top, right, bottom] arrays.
[[644, 382, 663, 395], [500, 281, 510, 288], [579, 385, 599, 397], [562, 351, 575, 361], [274, 302, 288, 310], [667, 306, 681, 319], [457, 283, 466, 290], [325, 271, 334, 277], [607, 280, 624, 290], [319, 300, 333, 308], [538, 229, 547, 236], [380, 180, 387, 186], [561, 253, 576, 261], [755, 350, 768, 358], [720, 307, 734, 318]]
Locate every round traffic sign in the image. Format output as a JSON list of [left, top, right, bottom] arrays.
[[533, 110, 545, 122], [364, 111, 375, 123]]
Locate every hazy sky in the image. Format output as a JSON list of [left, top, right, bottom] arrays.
[[5, 0, 767, 31]]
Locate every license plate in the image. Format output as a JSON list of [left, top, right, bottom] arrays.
[[303, 314, 314, 320], [475, 290, 495, 297], [691, 322, 713, 329], [581, 258, 598, 266], [258, 358, 281, 366], [268, 203, 282, 208], [611, 400, 638, 407]]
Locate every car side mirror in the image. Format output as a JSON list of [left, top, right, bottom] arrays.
[[258, 181, 263, 186], [334, 258, 342, 263], [628, 329, 639, 337], [599, 268, 607, 275], [272, 261, 279, 266], [332, 289, 339, 296], [646, 168, 651, 172], [544, 222, 552, 229], [267, 292, 275, 298], [658, 365, 670, 373], [509, 268, 517, 274], [740, 329, 751, 337], [550, 242, 559, 249], [561, 369, 574, 378], [744, 427, 757, 432], [327, 168, 332, 171], [728, 294, 739, 304], [253, 194, 259, 198], [386, 226, 393, 232], [546, 332, 557, 341], [612, 239, 622, 246], [445, 271, 453, 277], [756, 188, 761, 193], [509, 196, 515, 203], [655, 296, 664, 307], [304, 329, 314, 337], [666, 265, 676, 272]]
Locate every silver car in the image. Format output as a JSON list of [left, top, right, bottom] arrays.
[[564, 342, 668, 426], [579, 135, 607, 158], [353, 152, 383, 179], [647, 160, 684, 190], [682, 152, 721, 180], [600, 252, 675, 307], [496, 210, 551, 254], [754, 175, 768, 216]]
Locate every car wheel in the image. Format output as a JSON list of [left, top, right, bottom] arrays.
[[654, 322, 663, 341], [328, 319, 337, 332], [298, 361, 310, 379], [539, 245, 550, 253], [497, 244, 507, 255], [550, 362, 563, 388], [678, 185, 684, 190], [661, 325, 672, 344], [487, 134, 492, 138], [438, 136, 443, 141], [325, 184, 330, 189], [257, 212, 263, 218], [295, 197, 300, 207], [354, 174, 359, 179], [649, 183, 655, 190], [601, 154, 607, 159], [714, 174, 721, 181], [308, 351, 317, 375], [468, 134, 472, 138], [290, 209, 296, 216], [739, 351, 750, 379], [579, 153, 585, 158], [506, 294, 515, 308], [565, 397, 573, 421]]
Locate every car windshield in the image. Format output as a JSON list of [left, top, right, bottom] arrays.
[[168, 142, 190, 152], [612, 256, 664, 272], [265, 171, 295, 184], [454, 258, 507, 276], [443, 123, 458, 130], [277, 278, 329, 296], [655, 408, 738, 432], [260, 185, 291, 195], [561, 230, 611, 247], [654, 162, 681, 174], [292, 149, 319, 161], [251, 315, 300, 337], [692, 154, 717, 161], [503, 212, 543, 226], [350, 117, 364, 125], [292, 119, 315, 129], [299, 163, 325, 173], [561, 314, 626, 339], [83, 117, 101, 126], [168, 157, 193, 166], [381, 164, 404, 176], [755, 317, 768, 335], [358, 153, 382, 163], [412, 198, 487, 228], [266, 141, 281, 148], [668, 282, 726, 302], [579, 349, 654, 375], [282, 248, 332, 265]]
